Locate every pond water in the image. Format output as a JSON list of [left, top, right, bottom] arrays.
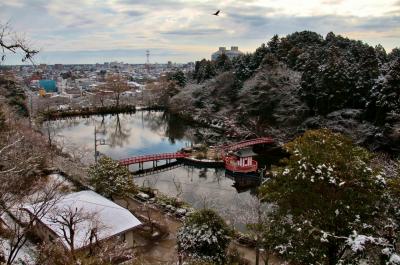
[[48, 111, 277, 230]]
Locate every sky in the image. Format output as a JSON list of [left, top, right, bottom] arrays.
[[1, 0, 399, 65]]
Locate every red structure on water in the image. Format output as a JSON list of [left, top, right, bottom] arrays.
[[221, 137, 274, 174], [224, 148, 258, 173], [118, 137, 274, 174]]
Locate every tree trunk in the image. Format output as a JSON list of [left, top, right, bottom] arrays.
[[264, 252, 269, 265], [327, 243, 338, 265], [256, 246, 260, 265]]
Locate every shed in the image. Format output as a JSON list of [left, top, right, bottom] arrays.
[[23, 190, 141, 250]]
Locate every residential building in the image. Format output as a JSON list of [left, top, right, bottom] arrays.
[[23, 190, 142, 251], [211, 46, 243, 61]]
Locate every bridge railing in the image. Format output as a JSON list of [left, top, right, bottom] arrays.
[[220, 137, 274, 151], [119, 152, 189, 165]]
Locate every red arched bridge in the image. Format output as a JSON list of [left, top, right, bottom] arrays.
[[119, 152, 190, 166], [118, 137, 274, 172], [219, 137, 274, 152]]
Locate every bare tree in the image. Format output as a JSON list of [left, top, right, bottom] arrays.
[[47, 205, 105, 259], [102, 74, 129, 108], [233, 195, 273, 265], [0, 109, 49, 216], [0, 21, 38, 63], [35, 233, 133, 265], [90, 90, 109, 108], [3, 179, 63, 265]]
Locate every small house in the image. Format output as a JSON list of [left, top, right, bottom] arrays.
[[23, 190, 142, 251]]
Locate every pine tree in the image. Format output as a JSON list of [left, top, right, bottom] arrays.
[[370, 58, 400, 123], [88, 156, 137, 198], [168, 70, 186, 87], [215, 53, 232, 72]]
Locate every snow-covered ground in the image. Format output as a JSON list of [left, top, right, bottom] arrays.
[[1, 213, 37, 264]]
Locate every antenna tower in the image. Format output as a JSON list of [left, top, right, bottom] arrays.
[[145, 50, 150, 73]]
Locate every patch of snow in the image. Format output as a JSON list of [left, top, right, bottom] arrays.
[[346, 231, 375, 252], [390, 253, 400, 264]]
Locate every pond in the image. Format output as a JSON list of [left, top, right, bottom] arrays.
[[47, 111, 279, 230]]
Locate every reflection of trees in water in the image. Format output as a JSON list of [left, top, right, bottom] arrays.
[[164, 112, 187, 144], [199, 168, 208, 179], [140, 111, 189, 144], [105, 114, 131, 148], [212, 168, 224, 183]]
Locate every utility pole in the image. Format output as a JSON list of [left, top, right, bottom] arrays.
[[145, 50, 150, 74], [94, 126, 107, 163]]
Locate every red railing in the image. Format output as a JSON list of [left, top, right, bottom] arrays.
[[220, 137, 274, 152], [119, 137, 274, 173], [119, 152, 189, 166], [224, 156, 258, 173]]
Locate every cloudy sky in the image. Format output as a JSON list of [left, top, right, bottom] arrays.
[[1, 0, 399, 64]]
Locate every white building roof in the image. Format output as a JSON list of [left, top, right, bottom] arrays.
[[24, 190, 141, 250]]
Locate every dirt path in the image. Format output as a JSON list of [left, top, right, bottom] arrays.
[[115, 197, 284, 265]]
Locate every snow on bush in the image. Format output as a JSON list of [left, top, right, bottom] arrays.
[[177, 209, 231, 264]]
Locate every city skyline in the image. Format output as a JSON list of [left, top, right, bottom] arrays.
[[1, 0, 399, 65]]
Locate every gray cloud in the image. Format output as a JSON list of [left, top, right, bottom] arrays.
[[161, 28, 225, 36], [123, 10, 144, 17], [355, 16, 400, 31], [66, 18, 97, 29]]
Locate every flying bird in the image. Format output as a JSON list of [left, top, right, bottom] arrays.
[[213, 10, 220, 16]]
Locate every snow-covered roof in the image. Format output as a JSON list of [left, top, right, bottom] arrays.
[[24, 190, 141, 250], [233, 148, 257, 158]]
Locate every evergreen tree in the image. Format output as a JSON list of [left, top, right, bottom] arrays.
[[168, 70, 186, 87], [177, 209, 232, 264], [301, 46, 353, 114], [88, 156, 137, 198], [233, 54, 253, 81], [267, 34, 280, 54], [375, 44, 388, 65], [194, 59, 216, 83], [260, 129, 391, 265], [370, 58, 400, 123], [388, 47, 400, 61], [215, 53, 232, 72]]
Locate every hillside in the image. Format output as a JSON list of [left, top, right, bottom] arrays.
[[169, 31, 400, 153]]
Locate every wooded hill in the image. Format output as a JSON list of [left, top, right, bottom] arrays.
[[169, 31, 400, 153]]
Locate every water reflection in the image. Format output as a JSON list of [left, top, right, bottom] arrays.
[[49, 111, 195, 164], [49, 111, 271, 230], [135, 166, 260, 230]]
